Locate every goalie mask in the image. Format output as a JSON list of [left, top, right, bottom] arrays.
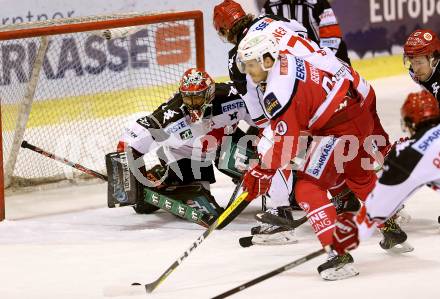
[[179, 68, 215, 123], [401, 90, 440, 133]]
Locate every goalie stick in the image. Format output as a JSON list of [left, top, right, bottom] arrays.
[[211, 248, 326, 299], [21, 140, 108, 181], [103, 192, 250, 297], [21, 140, 215, 227]]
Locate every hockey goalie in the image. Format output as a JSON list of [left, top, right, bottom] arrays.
[[106, 68, 256, 226]]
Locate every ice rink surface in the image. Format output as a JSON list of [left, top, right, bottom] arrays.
[[1, 74, 440, 299]]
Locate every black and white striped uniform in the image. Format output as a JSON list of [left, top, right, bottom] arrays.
[[260, 0, 350, 64]]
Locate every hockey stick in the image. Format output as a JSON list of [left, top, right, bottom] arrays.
[[211, 248, 326, 299], [21, 140, 216, 227], [140, 192, 248, 291], [225, 180, 242, 208], [21, 140, 108, 181], [103, 192, 249, 296]]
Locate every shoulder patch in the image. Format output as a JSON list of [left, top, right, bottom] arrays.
[[149, 94, 183, 127], [275, 120, 288, 136], [162, 109, 179, 124], [264, 92, 282, 117]]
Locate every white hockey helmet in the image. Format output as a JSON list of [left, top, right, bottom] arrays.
[[236, 30, 279, 73]]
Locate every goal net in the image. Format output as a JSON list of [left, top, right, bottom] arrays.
[[0, 11, 205, 219]]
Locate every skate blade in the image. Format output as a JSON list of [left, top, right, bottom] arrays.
[[385, 241, 414, 254], [251, 231, 298, 246], [320, 264, 359, 281]]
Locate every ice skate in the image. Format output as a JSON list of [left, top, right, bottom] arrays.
[[380, 217, 414, 254], [250, 206, 297, 245], [318, 251, 359, 281]]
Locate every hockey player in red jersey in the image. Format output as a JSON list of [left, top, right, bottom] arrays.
[[404, 29, 440, 101], [213, 0, 384, 245], [236, 30, 392, 280], [333, 90, 440, 257]]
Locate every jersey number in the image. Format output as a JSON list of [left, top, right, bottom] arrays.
[[322, 76, 334, 95]]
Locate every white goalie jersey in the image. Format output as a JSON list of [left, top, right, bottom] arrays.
[[119, 82, 254, 164]]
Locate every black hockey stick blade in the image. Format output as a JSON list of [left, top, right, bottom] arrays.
[[255, 212, 308, 229], [239, 236, 254, 248], [211, 248, 326, 299]]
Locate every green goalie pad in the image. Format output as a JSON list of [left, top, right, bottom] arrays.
[[143, 188, 216, 227], [105, 151, 223, 226]]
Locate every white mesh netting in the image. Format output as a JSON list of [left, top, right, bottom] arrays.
[[0, 12, 201, 189]]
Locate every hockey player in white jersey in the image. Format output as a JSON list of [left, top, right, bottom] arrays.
[[333, 90, 440, 256], [113, 68, 255, 218]]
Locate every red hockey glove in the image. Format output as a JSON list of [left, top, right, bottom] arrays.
[[242, 164, 276, 201], [332, 212, 360, 255]]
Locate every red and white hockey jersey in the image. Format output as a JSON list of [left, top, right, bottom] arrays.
[[257, 53, 376, 171], [240, 17, 369, 128]]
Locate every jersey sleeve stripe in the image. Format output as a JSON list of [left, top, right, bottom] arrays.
[[319, 24, 342, 38]]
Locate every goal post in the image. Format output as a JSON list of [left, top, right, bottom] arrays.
[[0, 11, 205, 221]]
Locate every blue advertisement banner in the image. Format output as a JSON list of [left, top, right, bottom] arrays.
[[256, 0, 440, 58], [332, 0, 440, 57]]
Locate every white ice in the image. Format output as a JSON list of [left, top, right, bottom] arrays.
[[1, 74, 440, 299]]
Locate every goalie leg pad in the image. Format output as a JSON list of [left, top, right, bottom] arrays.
[[143, 188, 215, 226], [106, 151, 144, 208], [158, 184, 224, 217]]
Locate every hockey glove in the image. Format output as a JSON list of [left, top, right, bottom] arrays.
[[242, 164, 275, 201], [332, 212, 360, 255]]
